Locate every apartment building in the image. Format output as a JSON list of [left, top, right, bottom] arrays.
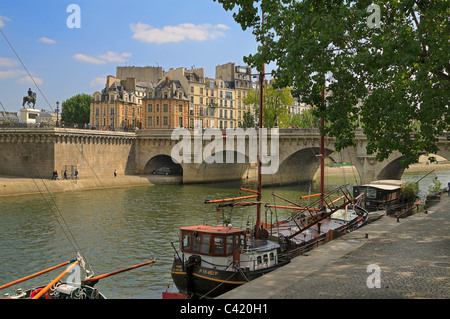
[[142, 76, 190, 129], [215, 63, 253, 128], [89, 64, 254, 130], [90, 75, 148, 130]]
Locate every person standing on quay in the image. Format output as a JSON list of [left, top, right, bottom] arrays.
[[114, 169, 117, 178]]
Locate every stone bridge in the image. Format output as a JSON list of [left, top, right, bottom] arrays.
[[0, 128, 449, 185], [135, 129, 450, 185]]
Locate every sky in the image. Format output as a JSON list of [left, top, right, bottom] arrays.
[[0, 0, 266, 114]]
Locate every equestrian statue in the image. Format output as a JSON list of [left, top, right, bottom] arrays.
[[23, 88, 37, 109]]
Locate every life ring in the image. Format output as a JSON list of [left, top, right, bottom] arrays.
[[30, 288, 52, 299]]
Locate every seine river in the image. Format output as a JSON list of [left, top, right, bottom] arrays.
[[1, 169, 449, 299]]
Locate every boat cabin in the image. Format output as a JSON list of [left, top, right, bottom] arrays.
[[180, 225, 246, 257], [179, 225, 246, 270], [353, 180, 404, 211], [178, 225, 280, 272]]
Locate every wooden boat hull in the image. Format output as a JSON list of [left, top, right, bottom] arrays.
[[5, 283, 106, 299], [171, 258, 289, 298]]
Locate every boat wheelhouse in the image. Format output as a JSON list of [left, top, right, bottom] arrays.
[[353, 180, 404, 212], [170, 224, 284, 299], [353, 179, 420, 217]]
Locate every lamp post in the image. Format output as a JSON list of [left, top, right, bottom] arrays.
[[56, 101, 59, 127]]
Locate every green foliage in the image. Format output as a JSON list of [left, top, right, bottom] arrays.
[[428, 178, 442, 195], [401, 182, 418, 201], [243, 83, 294, 128], [61, 93, 92, 125], [289, 107, 320, 128], [241, 110, 255, 128], [214, 0, 450, 167]]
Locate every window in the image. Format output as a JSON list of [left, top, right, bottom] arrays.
[[201, 235, 210, 254], [179, 117, 183, 126], [193, 233, 201, 252], [95, 108, 99, 116], [227, 236, 233, 254], [200, 97, 203, 105], [182, 233, 191, 251], [163, 104, 168, 112], [225, 92, 232, 99], [191, 86, 194, 93], [179, 105, 183, 113], [213, 237, 225, 255], [163, 116, 168, 126], [148, 104, 153, 112], [110, 107, 114, 115], [164, 92, 168, 99], [200, 88, 203, 94], [156, 104, 159, 112], [148, 116, 152, 126]]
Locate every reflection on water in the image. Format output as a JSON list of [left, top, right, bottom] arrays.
[[0, 169, 448, 299]]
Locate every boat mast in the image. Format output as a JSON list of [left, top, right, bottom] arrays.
[[320, 87, 325, 209], [255, 12, 265, 239]]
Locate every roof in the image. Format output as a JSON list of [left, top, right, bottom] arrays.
[[361, 180, 405, 191], [180, 225, 246, 235]]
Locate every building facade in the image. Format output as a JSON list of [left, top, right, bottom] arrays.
[[90, 75, 149, 130], [215, 62, 253, 128], [89, 63, 255, 131], [142, 76, 190, 129]]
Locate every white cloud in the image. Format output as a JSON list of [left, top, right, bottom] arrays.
[[73, 51, 132, 64], [0, 57, 19, 68], [90, 76, 106, 88], [97, 51, 132, 63], [38, 37, 56, 44], [0, 69, 25, 79], [17, 76, 44, 85], [0, 16, 11, 27], [130, 22, 230, 44], [73, 53, 106, 64]]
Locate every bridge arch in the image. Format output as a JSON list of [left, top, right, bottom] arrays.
[[377, 156, 407, 181], [269, 147, 336, 185], [143, 154, 183, 175]]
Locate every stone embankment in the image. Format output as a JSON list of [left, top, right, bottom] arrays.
[[0, 175, 155, 196]]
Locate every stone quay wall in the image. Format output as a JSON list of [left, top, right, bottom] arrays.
[[0, 128, 136, 180]]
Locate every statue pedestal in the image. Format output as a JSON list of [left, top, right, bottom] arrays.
[[20, 108, 40, 124]]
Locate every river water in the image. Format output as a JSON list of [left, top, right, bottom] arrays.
[[1, 169, 449, 299]]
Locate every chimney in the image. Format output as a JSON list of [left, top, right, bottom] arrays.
[[165, 76, 170, 87]]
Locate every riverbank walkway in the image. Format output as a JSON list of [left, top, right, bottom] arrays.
[[218, 194, 449, 299]]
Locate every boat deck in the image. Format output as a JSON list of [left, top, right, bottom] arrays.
[[271, 218, 347, 244]]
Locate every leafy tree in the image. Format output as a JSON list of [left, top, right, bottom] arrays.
[[401, 182, 418, 201], [290, 107, 320, 129], [61, 93, 92, 125], [241, 110, 255, 128], [214, 0, 449, 167], [243, 82, 294, 128]]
